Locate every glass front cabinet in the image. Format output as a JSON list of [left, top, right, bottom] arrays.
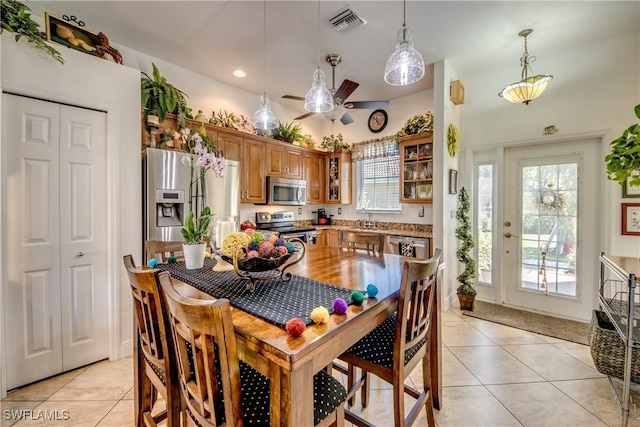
[[400, 135, 433, 203], [326, 149, 352, 204]]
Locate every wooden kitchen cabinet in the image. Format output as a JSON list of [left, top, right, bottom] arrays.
[[303, 152, 324, 204], [241, 138, 266, 203], [315, 229, 326, 246], [266, 143, 303, 179], [324, 229, 340, 248], [325, 149, 352, 204], [216, 130, 242, 162], [399, 134, 433, 204]]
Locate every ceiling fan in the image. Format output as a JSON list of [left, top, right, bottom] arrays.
[[283, 54, 389, 125]]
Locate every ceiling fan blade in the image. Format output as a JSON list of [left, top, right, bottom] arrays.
[[294, 112, 316, 120], [345, 101, 390, 110], [334, 79, 359, 103], [340, 112, 354, 125], [282, 95, 305, 101]]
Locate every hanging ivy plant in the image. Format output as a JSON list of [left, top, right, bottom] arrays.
[[1, 0, 64, 64], [605, 104, 640, 187]]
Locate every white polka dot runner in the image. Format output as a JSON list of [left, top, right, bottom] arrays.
[[157, 258, 354, 328]]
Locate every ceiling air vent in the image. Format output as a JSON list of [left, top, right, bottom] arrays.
[[329, 5, 367, 33]]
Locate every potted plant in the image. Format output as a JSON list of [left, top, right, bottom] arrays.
[[320, 133, 350, 151], [396, 111, 434, 138], [273, 121, 305, 144], [605, 104, 640, 186], [180, 128, 224, 269], [455, 187, 477, 310], [141, 63, 188, 129]]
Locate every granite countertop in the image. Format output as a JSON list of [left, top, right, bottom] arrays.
[[312, 225, 432, 239]]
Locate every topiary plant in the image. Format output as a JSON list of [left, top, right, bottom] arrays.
[[455, 187, 477, 295], [605, 104, 640, 187], [1, 0, 64, 64]]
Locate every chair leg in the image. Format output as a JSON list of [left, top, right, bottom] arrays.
[[392, 374, 405, 427], [422, 354, 436, 427], [361, 370, 370, 408], [347, 364, 356, 406]]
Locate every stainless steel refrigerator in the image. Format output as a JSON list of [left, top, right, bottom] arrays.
[[143, 147, 240, 256]]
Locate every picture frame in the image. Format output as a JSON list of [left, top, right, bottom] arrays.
[[621, 203, 640, 235], [622, 178, 640, 198], [45, 13, 102, 58], [449, 169, 458, 195]]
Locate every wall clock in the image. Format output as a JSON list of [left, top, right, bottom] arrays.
[[368, 109, 388, 133]]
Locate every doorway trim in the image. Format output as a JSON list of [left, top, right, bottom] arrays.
[[469, 130, 610, 310]]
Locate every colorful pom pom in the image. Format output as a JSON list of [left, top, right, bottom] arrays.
[[268, 234, 278, 244], [350, 291, 364, 305], [147, 258, 159, 268], [275, 238, 285, 247], [333, 298, 348, 314], [246, 250, 260, 259], [277, 246, 288, 256], [366, 284, 379, 298], [259, 241, 275, 258], [285, 242, 295, 253], [167, 256, 178, 263], [286, 318, 306, 337], [244, 228, 255, 236], [310, 306, 330, 324], [248, 241, 260, 251], [251, 232, 264, 243]]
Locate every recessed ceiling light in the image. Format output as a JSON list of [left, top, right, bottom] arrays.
[[233, 69, 246, 78]]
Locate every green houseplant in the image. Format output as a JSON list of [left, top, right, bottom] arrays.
[[1, 0, 64, 64], [141, 63, 188, 128], [455, 187, 477, 310], [273, 121, 305, 144], [605, 104, 640, 187]]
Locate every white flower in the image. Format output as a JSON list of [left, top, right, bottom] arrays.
[[192, 133, 203, 144], [181, 155, 191, 166]]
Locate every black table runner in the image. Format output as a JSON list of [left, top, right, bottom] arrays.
[[157, 258, 353, 328]]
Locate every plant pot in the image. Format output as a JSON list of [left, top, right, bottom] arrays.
[[457, 292, 476, 311], [183, 243, 206, 269]]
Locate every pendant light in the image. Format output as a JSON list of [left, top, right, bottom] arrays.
[[499, 29, 553, 105], [253, 0, 277, 130], [384, 0, 425, 86], [304, 0, 334, 113]]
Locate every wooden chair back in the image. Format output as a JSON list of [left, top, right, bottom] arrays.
[[123, 255, 180, 427], [342, 231, 385, 253], [146, 238, 211, 262], [156, 271, 243, 427]]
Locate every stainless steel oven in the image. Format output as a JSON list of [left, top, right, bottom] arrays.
[[255, 211, 316, 244], [267, 177, 306, 206]]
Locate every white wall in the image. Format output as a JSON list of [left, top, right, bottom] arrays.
[[460, 32, 640, 259]]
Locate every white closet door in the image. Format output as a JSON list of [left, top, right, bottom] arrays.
[[2, 94, 108, 389], [59, 105, 108, 370]]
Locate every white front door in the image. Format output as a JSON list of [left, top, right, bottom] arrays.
[[503, 139, 601, 321], [2, 94, 108, 389]]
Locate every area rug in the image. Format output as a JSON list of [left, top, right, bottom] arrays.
[[462, 300, 589, 345]]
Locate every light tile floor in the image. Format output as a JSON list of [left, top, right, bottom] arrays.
[[2, 307, 638, 427]]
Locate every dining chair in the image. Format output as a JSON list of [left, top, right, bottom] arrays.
[[155, 271, 348, 427], [145, 238, 211, 263], [339, 249, 442, 427], [341, 231, 385, 253], [123, 255, 180, 427]]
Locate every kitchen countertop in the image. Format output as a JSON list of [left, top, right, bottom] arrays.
[[313, 225, 432, 239]]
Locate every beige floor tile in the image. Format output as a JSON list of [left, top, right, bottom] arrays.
[[442, 321, 497, 347], [449, 345, 544, 385], [13, 400, 117, 427], [488, 382, 607, 426], [1, 401, 41, 427], [122, 388, 134, 401], [552, 378, 640, 427], [553, 341, 599, 370], [463, 318, 549, 345], [47, 359, 132, 401], [95, 400, 134, 427], [534, 333, 569, 344], [434, 348, 481, 387], [3, 368, 88, 402], [434, 385, 521, 426], [441, 310, 466, 323], [345, 388, 428, 426], [503, 343, 603, 381]]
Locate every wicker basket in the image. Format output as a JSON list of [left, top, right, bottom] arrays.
[[589, 310, 640, 383]]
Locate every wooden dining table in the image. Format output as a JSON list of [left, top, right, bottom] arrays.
[[173, 245, 444, 426]]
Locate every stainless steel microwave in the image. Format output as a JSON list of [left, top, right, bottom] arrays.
[[267, 176, 306, 206]]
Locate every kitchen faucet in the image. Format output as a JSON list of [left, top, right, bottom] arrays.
[[360, 208, 376, 229]]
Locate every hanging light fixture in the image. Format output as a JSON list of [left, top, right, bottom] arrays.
[[499, 29, 553, 105], [304, 0, 334, 113], [384, 0, 425, 86], [253, 0, 277, 130]]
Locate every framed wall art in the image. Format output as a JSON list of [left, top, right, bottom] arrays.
[[449, 169, 458, 195], [623, 178, 640, 198], [621, 203, 640, 235]]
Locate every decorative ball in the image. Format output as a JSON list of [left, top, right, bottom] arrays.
[[366, 284, 379, 298], [248, 241, 260, 251], [310, 306, 330, 324], [251, 232, 265, 244], [244, 228, 255, 236], [286, 318, 306, 337], [246, 250, 260, 259], [268, 234, 278, 244], [285, 242, 295, 253], [350, 291, 364, 305], [167, 256, 178, 263], [277, 246, 288, 256], [147, 258, 159, 268], [275, 238, 285, 247], [222, 232, 252, 257], [258, 241, 275, 258], [333, 298, 348, 314]]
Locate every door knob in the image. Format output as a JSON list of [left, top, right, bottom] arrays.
[[504, 232, 519, 238], [77, 251, 85, 257]]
